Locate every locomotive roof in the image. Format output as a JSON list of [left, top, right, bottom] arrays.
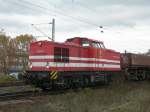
[[31, 39, 81, 47], [31, 37, 103, 46], [66, 37, 103, 43], [31, 37, 105, 48]]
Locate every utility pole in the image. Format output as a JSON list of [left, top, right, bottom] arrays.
[[51, 18, 55, 42]]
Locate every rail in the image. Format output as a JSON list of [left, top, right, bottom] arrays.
[[0, 81, 26, 88]]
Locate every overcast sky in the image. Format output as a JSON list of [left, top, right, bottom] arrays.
[[0, 0, 150, 53]]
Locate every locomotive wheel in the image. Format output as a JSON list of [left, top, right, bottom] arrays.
[[137, 71, 146, 81], [141, 71, 146, 80]]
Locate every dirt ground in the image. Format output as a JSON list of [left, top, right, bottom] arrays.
[[0, 80, 150, 112]]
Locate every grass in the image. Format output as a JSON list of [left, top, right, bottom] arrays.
[[1, 81, 150, 112], [0, 74, 17, 83]]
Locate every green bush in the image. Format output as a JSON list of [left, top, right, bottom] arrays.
[[0, 74, 17, 83]]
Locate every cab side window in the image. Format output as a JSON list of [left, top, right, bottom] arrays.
[[82, 41, 90, 47]]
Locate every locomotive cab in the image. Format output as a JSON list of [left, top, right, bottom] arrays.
[[66, 37, 105, 49]]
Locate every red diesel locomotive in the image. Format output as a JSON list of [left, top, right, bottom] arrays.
[[25, 37, 121, 89]]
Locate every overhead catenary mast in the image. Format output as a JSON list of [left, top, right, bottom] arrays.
[[51, 18, 55, 42], [31, 18, 55, 41]]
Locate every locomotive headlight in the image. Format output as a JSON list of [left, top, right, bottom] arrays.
[[46, 62, 49, 68], [29, 62, 32, 68], [30, 64, 33, 68], [46, 65, 49, 68]]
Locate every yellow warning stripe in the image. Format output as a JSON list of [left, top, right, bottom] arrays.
[[51, 71, 57, 79], [50, 71, 58, 80], [53, 74, 58, 80], [50, 71, 55, 75]]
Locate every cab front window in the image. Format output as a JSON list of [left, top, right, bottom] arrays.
[[92, 42, 105, 49], [92, 42, 98, 48], [100, 43, 105, 49], [92, 42, 100, 48]]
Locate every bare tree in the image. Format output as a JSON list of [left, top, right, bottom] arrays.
[[0, 33, 36, 75], [0, 34, 14, 74], [15, 34, 36, 70]]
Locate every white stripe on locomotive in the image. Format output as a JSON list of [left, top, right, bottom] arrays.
[[31, 62, 120, 68], [29, 55, 120, 63]]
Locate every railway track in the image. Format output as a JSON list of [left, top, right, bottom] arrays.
[[0, 87, 69, 101], [0, 81, 42, 101], [0, 82, 111, 101], [0, 81, 26, 88], [0, 90, 43, 101]]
